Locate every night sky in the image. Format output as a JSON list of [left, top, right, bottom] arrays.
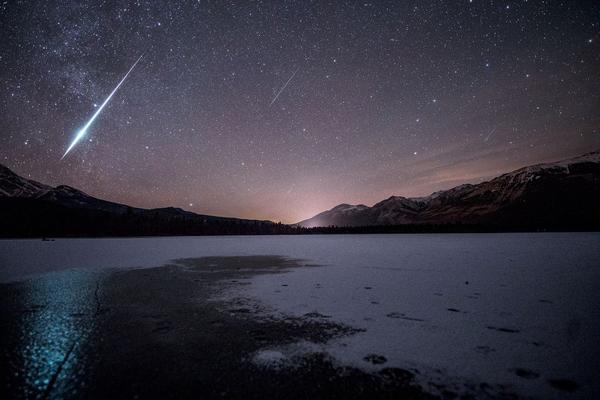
[[1, 1, 599, 223]]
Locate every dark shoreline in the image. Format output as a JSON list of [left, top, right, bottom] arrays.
[[2, 226, 599, 240], [2, 196, 599, 239]]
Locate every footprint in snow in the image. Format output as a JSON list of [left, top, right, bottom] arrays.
[[474, 345, 495, 355], [513, 368, 540, 379], [487, 326, 520, 333], [548, 379, 578, 393], [363, 354, 387, 365], [386, 312, 424, 321]]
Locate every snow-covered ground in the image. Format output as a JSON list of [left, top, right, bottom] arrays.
[[1, 233, 599, 398], [234, 234, 600, 399]]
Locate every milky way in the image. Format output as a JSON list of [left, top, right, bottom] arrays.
[[1, 1, 599, 222]]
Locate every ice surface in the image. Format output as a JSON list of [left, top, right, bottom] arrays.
[[252, 349, 288, 369], [251, 341, 325, 370], [230, 233, 600, 399], [1, 233, 599, 398]]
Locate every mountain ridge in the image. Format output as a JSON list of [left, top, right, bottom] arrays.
[[2, 150, 599, 237], [0, 163, 286, 237], [0, 163, 272, 223], [297, 151, 600, 228]]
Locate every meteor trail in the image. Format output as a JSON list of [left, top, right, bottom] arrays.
[[484, 127, 496, 142], [269, 68, 298, 107], [62, 54, 144, 159]]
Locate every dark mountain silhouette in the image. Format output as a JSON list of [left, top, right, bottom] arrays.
[[0, 164, 290, 237], [297, 151, 600, 230], [2, 151, 599, 237]]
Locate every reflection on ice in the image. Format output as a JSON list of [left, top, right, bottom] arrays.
[[17, 270, 100, 398]]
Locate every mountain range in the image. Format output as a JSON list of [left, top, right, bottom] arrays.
[[1, 150, 599, 237], [0, 164, 284, 237], [298, 151, 600, 229]]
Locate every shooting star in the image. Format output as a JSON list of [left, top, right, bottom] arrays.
[[269, 68, 298, 107], [484, 127, 496, 142], [62, 54, 144, 159]]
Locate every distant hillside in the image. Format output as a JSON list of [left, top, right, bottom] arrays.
[[0, 164, 290, 237], [2, 150, 599, 237], [297, 151, 600, 230]]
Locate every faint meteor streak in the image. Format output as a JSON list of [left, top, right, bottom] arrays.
[[61, 54, 144, 159], [484, 127, 496, 142], [269, 68, 298, 107]]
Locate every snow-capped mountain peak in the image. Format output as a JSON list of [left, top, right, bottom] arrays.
[[297, 151, 600, 227]]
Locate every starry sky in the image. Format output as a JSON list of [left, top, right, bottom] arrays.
[[1, 1, 599, 223]]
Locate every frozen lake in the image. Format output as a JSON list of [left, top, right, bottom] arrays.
[[1, 233, 599, 398]]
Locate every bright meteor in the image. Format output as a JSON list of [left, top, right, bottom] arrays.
[[61, 54, 144, 159]]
